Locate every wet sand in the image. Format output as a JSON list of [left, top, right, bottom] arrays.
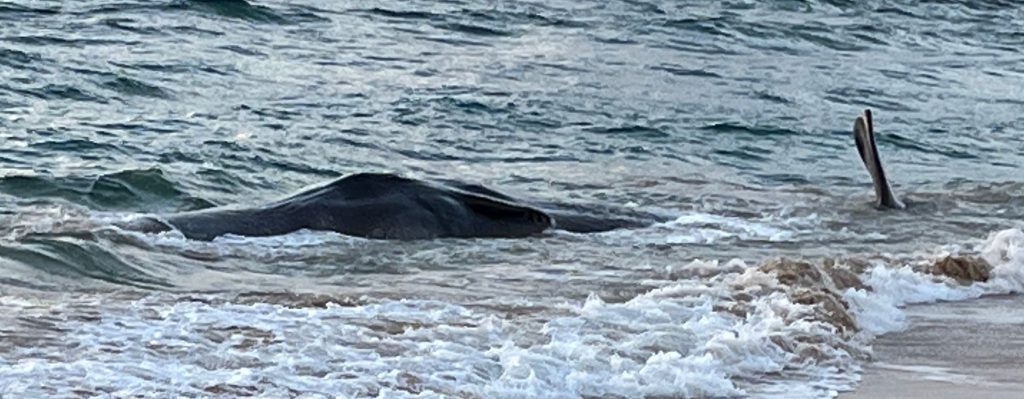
[[842, 294, 1024, 399]]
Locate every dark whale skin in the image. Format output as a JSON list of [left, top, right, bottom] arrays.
[[120, 173, 654, 241]]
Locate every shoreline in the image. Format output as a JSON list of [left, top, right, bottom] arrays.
[[842, 294, 1024, 399]]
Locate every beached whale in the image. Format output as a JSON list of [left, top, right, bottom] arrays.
[[117, 109, 900, 241], [852, 108, 905, 209], [117, 173, 658, 241]]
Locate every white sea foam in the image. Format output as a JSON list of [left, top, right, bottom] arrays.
[[978, 228, 1024, 293], [590, 210, 797, 245], [3, 200, 1024, 398], [0, 261, 862, 398], [842, 227, 1024, 338]]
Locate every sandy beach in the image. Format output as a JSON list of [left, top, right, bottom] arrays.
[[843, 294, 1024, 399]]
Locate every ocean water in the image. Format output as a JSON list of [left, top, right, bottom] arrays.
[[0, 0, 1023, 397]]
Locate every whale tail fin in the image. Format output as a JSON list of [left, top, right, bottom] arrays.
[[853, 109, 905, 209]]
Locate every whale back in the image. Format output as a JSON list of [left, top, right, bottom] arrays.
[[161, 173, 554, 240], [297, 173, 555, 239]]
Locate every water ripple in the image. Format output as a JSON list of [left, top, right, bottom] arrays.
[[0, 1, 1023, 396]]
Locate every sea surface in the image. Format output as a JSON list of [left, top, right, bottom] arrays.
[[1, 0, 1023, 397]]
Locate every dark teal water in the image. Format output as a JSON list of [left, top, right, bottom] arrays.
[[0, 1, 1022, 397]]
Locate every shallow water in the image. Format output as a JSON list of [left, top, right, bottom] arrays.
[[1, 1, 1023, 397], [842, 293, 1024, 399]]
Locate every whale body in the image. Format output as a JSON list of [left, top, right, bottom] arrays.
[[119, 109, 906, 241], [119, 173, 655, 241]]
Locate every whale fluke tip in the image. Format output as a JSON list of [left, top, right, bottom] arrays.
[[853, 108, 905, 209]]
